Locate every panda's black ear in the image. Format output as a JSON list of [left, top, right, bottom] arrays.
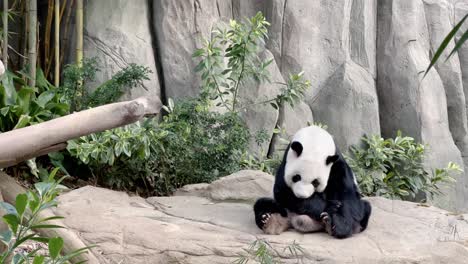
[[326, 154, 339, 165], [291, 141, 303, 157]]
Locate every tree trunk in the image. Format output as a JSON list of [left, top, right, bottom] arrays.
[[28, 0, 37, 87], [0, 97, 161, 168], [3, 0, 8, 69], [54, 0, 60, 86], [75, 0, 83, 66]]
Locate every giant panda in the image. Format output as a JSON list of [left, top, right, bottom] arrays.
[[253, 125, 372, 238]]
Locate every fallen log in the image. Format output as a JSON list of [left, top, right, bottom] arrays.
[[0, 96, 161, 168]]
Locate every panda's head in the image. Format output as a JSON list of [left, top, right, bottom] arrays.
[[284, 126, 338, 199]]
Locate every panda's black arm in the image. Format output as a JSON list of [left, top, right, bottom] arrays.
[[294, 193, 327, 220]]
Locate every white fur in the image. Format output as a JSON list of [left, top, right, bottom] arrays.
[[285, 126, 336, 199]]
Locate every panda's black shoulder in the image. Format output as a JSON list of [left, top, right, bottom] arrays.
[[325, 148, 360, 197]]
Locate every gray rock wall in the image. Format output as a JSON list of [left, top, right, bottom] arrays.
[[83, 0, 468, 212]]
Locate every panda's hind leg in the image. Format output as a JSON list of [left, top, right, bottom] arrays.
[[320, 211, 354, 239], [358, 200, 372, 232], [290, 214, 323, 233], [253, 197, 289, 235]]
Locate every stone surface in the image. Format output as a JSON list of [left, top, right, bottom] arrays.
[[152, 0, 231, 99], [312, 61, 380, 151], [424, 0, 468, 162], [377, 0, 467, 211], [174, 170, 273, 202], [53, 172, 468, 264], [84, 0, 160, 100]]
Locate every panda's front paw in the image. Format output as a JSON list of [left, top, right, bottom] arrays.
[[320, 212, 335, 235], [261, 213, 289, 235]]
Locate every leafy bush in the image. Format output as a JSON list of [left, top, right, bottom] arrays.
[[0, 168, 91, 263], [347, 132, 462, 200], [67, 99, 250, 195], [61, 58, 150, 111], [193, 12, 310, 113], [0, 69, 68, 132]]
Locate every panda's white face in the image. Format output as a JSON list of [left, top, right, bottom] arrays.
[[284, 126, 337, 199]]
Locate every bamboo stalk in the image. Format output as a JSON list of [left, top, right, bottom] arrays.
[[3, 0, 8, 69], [59, 0, 67, 22], [44, 0, 54, 77], [20, 0, 28, 70], [54, 0, 60, 86], [60, 0, 74, 69], [28, 0, 37, 87], [75, 0, 83, 67]]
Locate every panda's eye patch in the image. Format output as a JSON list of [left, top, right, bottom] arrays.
[[292, 175, 301, 183], [312, 179, 320, 187]]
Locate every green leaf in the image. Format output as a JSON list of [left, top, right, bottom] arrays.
[[3, 214, 19, 233], [447, 28, 468, 60], [48, 167, 60, 182], [13, 115, 32, 129], [15, 193, 28, 218], [424, 13, 468, 78], [0, 106, 9, 116], [0, 229, 12, 244], [49, 237, 64, 259], [0, 202, 18, 215], [30, 224, 65, 229], [32, 255, 45, 264], [35, 90, 56, 108], [1, 72, 18, 105]]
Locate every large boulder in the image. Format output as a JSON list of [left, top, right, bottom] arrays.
[[53, 171, 468, 263], [152, 0, 231, 99], [311, 61, 380, 151], [423, 0, 468, 159], [269, 0, 380, 150], [84, 0, 160, 99], [376, 0, 467, 211]]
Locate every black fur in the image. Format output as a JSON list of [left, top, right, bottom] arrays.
[[322, 149, 372, 238], [254, 144, 327, 230], [290, 141, 303, 156], [253, 144, 372, 239]]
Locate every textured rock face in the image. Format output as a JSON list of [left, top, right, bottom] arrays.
[[53, 172, 468, 264], [152, 0, 231, 99], [83, 0, 468, 211], [312, 61, 380, 151], [377, 0, 467, 211], [84, 0, 160, 100]]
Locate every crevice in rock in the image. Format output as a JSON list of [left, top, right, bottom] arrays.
[[147, 0, 167, 107]]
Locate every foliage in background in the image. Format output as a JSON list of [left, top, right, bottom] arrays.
[[61, 58, 151, 112], [0, 168, 92, 263], [67, 99, 250, 195], [233, 239, 304, 264], [193, 12, 310, 113], [346, 132, 462, 200], [0, 69, 68, 132], [65, 12, 309, 195]]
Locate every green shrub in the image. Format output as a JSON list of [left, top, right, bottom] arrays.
[[0, 69, 68, 132], [347, 132, 462, 200], [61, 58, 150, 111], [67, 99, 250, 195], [0, 168, 92, 263]]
